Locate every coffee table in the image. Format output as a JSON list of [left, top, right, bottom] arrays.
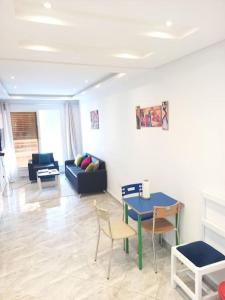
[[37, 169, 60, 190]]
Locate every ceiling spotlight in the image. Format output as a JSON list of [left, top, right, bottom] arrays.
[[43, 2, 52, 9], [116, 73, 126, 78], [114, 53, 140, 60], [166, 20, 173, 27], [95, 84, 101, 88], [85, 79, 89, 84], [14, 85, 17, 89], [80, 91, 86, 95], [146, 31, 175, 39], [11, 76, 15, 80], [22, 44, 59, 52]]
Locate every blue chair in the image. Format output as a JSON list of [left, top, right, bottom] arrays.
[[121, 183, 153, 222]]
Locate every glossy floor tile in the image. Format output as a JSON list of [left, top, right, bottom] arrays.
[[0, 176, 187, 300]]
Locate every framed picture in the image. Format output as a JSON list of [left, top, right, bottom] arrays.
[[136, 106, 141, 129], [90, 110, 99, 129], [161, 101, 169, 130], [140, 106, 162, 127]]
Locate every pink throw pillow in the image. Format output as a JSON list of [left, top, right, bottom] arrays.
[[81, 156, 91, 169]]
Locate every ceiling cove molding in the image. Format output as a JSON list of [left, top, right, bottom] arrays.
[[3, 73, 117, 100], [73, 73, 117, 96], [0, 57, 152, 71]]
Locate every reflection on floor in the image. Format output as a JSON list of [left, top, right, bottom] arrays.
[[0, 175, 187, 300]]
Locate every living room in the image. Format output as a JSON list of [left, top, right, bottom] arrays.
[[0, 1, 225, 299]]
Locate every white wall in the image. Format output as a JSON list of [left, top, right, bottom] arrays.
[[80, 40, 225, 245]]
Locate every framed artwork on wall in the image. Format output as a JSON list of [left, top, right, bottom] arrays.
[[140, 106, 162, 127], [136, 106, 141, 129], [135, 101, 169, 130], [161, 101, 169, 130], [90, 110, 99, 129]]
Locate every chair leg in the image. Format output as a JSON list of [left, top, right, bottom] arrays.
[[152, 233, 157, 273], [159, 234, 163, 246], [171, 249, 177, 288], [176, 228, 180, 245], [107, 239, 114, 280], [95, 228, 100, 262], [195, 273, 202, 300]]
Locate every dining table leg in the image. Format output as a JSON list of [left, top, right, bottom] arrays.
[[124, 203, 129, 254], [137, 214, 143, 270], [175, 213, 180, 245]]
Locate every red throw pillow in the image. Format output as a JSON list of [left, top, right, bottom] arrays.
[[80, 156, 91, 169]]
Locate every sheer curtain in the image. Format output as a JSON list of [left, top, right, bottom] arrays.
[[64, 102, 83, 159], [0, 102, 17, 181]]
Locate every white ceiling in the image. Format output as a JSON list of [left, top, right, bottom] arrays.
[[0, 0, 225, 100]]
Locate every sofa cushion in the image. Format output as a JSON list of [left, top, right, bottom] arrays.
[[66, 165, 84, 177], [177, 241, 225, 267], [74, 154, 83, 166], [38, 153, 51, 165], [32, 153, 54, 164], [85, 163, 95, 172], [81, 156, 91, 169], [87, 154, 105, 170]]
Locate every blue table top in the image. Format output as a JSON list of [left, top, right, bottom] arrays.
[[123, 192, 177, 215]]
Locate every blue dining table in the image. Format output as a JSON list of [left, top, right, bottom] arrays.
[[123, 192, 178, 270]]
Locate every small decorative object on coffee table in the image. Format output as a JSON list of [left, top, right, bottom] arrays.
[[37, 169, 60, 191]]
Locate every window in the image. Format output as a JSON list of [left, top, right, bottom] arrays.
[[11, 112, 39, 168]]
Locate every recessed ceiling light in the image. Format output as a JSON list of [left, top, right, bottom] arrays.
[[144, 27, 199, 40], [11, 96, 23, 100], [85, 80, 89, 84], [20, 15, 66, 26], [11, 76, 15, 80], [116, 73, 126, 78], [146, 31, 175, 39], [22, 44, 59, 52], [80, 91, 86, 95], [14, 85, 17, 89], [182, 27, 199, 38], [43, 2, 52, 9], [95, 84, 101, 88], [114, 53, 140, 60], [166, 20, 173, 27], [114, 52, 153, 60]]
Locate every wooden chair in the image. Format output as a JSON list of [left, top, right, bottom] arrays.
[[142, 202, 181, 273], [94, 200, 136, 279]]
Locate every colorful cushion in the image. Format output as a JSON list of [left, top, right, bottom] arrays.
[[80, 156, 91, 169], [82, 153, 87, 159], [93, 160, 99, 171], [74, 154, 83, 166], [85, 162, 95, 172]]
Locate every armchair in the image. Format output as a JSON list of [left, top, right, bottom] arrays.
[[28, 153, 59, 181]]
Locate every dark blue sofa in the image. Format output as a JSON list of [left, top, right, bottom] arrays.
[[28, 153, 59, 181], [65, 154, 107, 194]]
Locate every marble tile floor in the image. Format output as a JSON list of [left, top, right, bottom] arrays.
[[0, 175, 189, 300]]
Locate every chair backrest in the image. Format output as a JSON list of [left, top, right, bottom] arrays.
[[32, 153, 54, 164], [121, 183, 142, 198], [153, 202, 181, 219], [93, 200, 112, 238]]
